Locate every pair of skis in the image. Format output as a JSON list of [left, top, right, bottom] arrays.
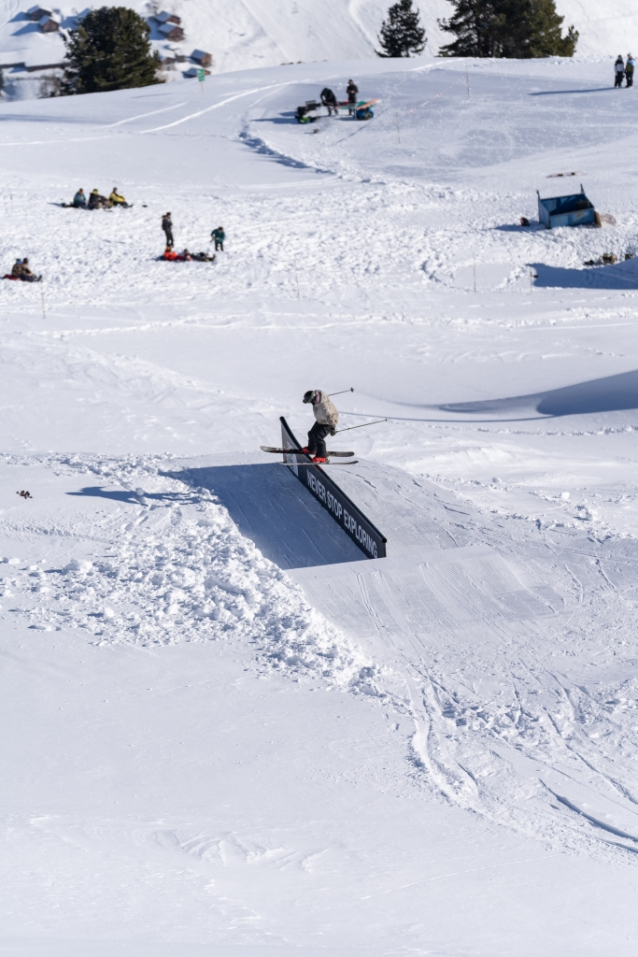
[[260, 446, 357, 465]]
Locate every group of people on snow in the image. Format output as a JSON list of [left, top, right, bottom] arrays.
[[319, 79, 359, 116], [615, 55, 635, 88], [161, 212, 226, 260], [163, 248, 216, 262], [8, 258, 41, 282], [72, 187, 130, 209]]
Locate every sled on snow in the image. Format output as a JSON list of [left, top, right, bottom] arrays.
[[537, 185, 599, 229]]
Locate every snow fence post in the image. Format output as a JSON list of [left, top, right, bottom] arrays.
[[197, 67, 205, 93]]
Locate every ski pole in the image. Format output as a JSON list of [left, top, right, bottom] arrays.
[[328, 387, 354, 397], [335, 418, 387, 434]]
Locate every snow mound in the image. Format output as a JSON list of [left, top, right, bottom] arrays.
[[0, 453, 387, 695]]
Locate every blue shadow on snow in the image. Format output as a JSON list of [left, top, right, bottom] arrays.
[[175, 463, 364, 570]]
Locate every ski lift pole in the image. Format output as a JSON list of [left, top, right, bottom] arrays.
[[335, 418, 387, 434], [328, 387, 354, 397]]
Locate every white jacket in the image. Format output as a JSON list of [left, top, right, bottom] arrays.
[[313, 391, 339, 428]]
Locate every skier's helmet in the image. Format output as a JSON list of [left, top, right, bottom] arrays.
[[303, 390, 317, 404]]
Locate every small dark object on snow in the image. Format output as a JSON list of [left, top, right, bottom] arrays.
[[17, 490, 32, 499], [625, 252, 634, 260], [520, 216, 530, 226], [601, 252, 617, 265]]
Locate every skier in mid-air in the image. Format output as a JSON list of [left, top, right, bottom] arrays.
[[302, 389, 339, 463], [615, 55, 625, 87], [346, 79, 358, 114], [321, 87, 339, 116]]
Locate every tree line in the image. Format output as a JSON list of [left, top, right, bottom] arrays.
[[42, 0, 577, 100], [377, 0, 578, 59]]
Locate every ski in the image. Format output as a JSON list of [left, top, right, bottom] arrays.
[[261, 446, 354, 457], [278, 460, 358, 466]]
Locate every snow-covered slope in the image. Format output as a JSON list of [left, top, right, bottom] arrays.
[[4, 52, 638, 957], [0, 0, 634, 94]]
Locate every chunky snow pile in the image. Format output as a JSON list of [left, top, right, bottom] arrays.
[[0, 453, 388, 696]]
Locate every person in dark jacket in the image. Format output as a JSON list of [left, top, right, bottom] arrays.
[[88, 189, 109, 209], [321, 87, 338, 116], [626, 54, 635, 87], [615, 55, 625, 87], [12, 257, 41, 281], [162, 212, 174, 248], [211, 226, 225, 251], [346, 79, 358, 114]]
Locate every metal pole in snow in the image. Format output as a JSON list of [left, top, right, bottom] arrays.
[[336, 418, 387, 434]]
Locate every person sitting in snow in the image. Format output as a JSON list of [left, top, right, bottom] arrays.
[[211, 226, 225, 252], [12, 257, 41, 282], [72, 188, 86, 208], [626, 54, 635, 88], [88, 188, 109, 209], [615, 55, 625, 87], [320, 87, 339, 116], [109, 187, 130, 207]]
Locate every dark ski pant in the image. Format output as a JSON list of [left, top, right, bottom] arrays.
[[307, 422, 330, 457], [214, 240, 224, 251], [627, 72, 634, 87], [163, 226, 174, 247], [615, 72, 624, 87]]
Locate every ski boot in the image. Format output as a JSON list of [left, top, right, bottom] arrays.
[[312, 455, 327, 464]]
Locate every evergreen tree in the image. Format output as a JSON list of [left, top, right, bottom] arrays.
[[377, 0, 426, 57], [62, 6, 163, 95], [438, 0, 577, 58]]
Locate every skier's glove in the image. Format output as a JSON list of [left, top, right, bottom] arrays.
[[329, 426, 336, 436]]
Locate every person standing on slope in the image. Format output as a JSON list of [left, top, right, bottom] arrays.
[[346, 79, 359, 114], [302, 389, 339, 463], [626, 54, 635, 87], [162, 212, 174, 248], [211, 226, 225, 251], [615, 55, 625, 87]]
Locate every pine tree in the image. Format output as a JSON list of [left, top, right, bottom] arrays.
[[438, 0, 577, 58], [377, 0, 426, 58], [62, 6, 163, 95]]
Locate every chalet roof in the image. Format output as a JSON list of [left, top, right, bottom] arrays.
[[191, 50, 210, 61], [159, 22, 184, 37], [154, 11, 181, 24]]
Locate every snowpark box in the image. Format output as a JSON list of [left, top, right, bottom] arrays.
[[537, 184, 597, 228], [280, 416, 387, 559]]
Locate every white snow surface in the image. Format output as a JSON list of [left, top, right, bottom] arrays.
[[4, 54, 638, 956], [0, 0, 634, 91]]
